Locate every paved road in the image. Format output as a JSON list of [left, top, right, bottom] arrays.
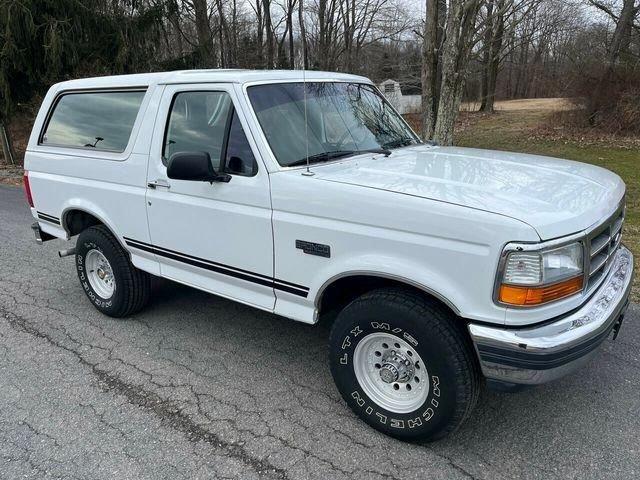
[[1, 184, 639, 480]]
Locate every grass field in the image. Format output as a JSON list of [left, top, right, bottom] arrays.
[[451, 99, 640, 300]]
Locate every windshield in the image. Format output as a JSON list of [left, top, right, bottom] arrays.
[[247, 82, 420, 167]]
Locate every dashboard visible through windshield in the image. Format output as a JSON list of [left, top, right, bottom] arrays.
[[247, 82, 421, 167]]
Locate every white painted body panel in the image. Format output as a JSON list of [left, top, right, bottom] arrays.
[[23, 70, 626, 328], [24, 83, 163, 276], [310, 145, 625, 241], [269, 168, 538, 324], [144, 83, 275, 311]]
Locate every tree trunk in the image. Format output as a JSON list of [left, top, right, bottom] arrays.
[[433, 0, 464, 145], [433, 0, 481, 145], [589, 0, 639, 123], [484, 49, 500, 112], [255, 0, 264, 66], [421, 0, 439, 139], [479, 0, 495, 112], [482, 0, 505, 113], [525, 37, 545, 98], [167, 1, 184, 62], [607, 0, 638, 67], [435, 0, 447, 101], [193, 0, 214, 66], [298, 0, 308, 69], [262, 0, 274, 68], [0, 123, 15, 165], [287, 0, 295, 68], [318, 0, 327, 69], [515, 35, 529, 98], [342, 0, 355, 71], [216, 0, 228, 67], [230, 0, 238, 66]]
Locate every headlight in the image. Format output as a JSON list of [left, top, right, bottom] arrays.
[[498, 242, 584, 306]]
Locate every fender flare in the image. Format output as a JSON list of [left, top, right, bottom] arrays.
[[60, 202, 129, 253], [314, 270, 462, 317]]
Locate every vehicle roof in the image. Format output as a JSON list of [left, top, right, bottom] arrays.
[[52, 69, 373, 91]]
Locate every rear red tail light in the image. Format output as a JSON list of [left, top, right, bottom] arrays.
[[23, 171, 34, 208]]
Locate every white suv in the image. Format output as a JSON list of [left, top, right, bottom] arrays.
[[24, 70, 633, 441]]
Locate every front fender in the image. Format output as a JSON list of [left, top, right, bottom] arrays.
[[312, 255, 463, 316]]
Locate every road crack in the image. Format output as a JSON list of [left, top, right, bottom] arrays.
[[2, 306, 289, 480]]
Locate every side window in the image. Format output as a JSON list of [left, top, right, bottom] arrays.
[[224, 111, 257, 176], [40, 90, 145, 152], [163, 91, 231, 169], [163, 91, 257, 176]]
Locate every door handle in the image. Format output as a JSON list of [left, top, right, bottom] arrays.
[[148, 179, 171, 189]]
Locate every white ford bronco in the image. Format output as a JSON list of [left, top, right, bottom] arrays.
[[24, 70, 633, 441]]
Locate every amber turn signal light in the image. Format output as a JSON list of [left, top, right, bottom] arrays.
[[499, 275, 584, 306]]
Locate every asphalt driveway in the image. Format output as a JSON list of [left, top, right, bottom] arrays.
[[1, 184, 638, 479]]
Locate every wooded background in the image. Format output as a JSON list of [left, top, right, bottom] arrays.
[[0, 0, 638, 158]]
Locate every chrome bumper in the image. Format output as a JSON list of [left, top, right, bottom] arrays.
[[469, 245, 634, 385]]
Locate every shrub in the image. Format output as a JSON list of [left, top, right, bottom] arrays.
[[575, 68, 640, 134]]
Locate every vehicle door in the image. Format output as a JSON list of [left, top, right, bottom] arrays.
[[140, 83, 275, 310]]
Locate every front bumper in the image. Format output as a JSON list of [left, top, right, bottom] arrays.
[[468, 245, 634, 385]]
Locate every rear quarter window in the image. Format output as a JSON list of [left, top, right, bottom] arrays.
[[40, 90, 146, 152]]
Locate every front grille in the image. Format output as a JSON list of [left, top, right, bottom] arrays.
[[585, 206, 624, 290]]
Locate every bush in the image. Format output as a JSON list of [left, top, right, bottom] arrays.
[[575, 69, 640, 134]]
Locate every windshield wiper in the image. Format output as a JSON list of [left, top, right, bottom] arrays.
[[381, 138, 419, 149], [287, 151, 354, 167], [287, 148, 391, 167]]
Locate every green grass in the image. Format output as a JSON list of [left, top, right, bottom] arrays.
[[454, 109, 640, 300]]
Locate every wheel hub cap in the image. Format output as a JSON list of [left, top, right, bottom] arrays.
[[85, 249, 115, 299], [379, 350, 415, 384], [353, 332, 429, 414]]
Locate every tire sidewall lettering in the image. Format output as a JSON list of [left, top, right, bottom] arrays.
[[337, 320, 444, 430], [77, 241, 114, 309]]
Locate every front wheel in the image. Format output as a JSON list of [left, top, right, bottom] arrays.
[[75, 225, 151, 317], [329, 288, 480, 441]]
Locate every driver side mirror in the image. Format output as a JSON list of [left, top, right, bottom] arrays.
[[167, 151, 231, 183]]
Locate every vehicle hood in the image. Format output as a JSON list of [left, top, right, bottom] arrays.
[[312, 145, 625, 240]]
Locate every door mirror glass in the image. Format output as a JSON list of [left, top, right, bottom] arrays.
[[167, 151, 228, 182]]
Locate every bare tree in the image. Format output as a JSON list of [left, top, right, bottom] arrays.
[[250, 0, 265, 63], [587, 0, 640, 122], [480, 0, 542, 112], [264, 0, 277, 68], [299, 0, 309, 67], [316, 0, 341, 69], [3, 0, 639, 158], [432, 0, 483, 145], [191, 0, 215, 66], [421, 0, 442, 138], [286, 0, 297, 68]]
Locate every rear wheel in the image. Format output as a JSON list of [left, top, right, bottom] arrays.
[[329, 288, 480, 441], [75, 225, 151, 317]]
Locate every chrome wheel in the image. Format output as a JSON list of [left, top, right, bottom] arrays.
[[353, 332, 429, 414], [85, 249, 115, 299]]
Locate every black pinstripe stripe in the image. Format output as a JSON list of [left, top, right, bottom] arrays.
[[124, 237, 309, 297], [37, 212, 61, 225]]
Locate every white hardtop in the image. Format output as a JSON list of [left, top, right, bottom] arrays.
[[49, 69, 372, 92]]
